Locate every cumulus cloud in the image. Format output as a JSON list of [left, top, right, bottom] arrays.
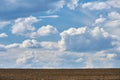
[[82, 0, 120, 10], [95, 11, 120, 37], [11, 16, 39, 36], [84, 51, 117, 68], [0, 0, 64, 20], [95, 16, 106, 24], [58, 27, 115, 52], [66, 0, 79, 10], [4, 39, 58, 50], [0, 42, 119, 68], [0, 33, 8, 38], [108, 0, 120, 8], [15, 50, 63, 68], [16, 51, 34, 65], [2, 40, 41, 49], [20, 39, 41, 48], [108, 11, 120, 20], [48, 0, 65, 13], [82, 1, 110, 10], [30, 25, 58, 38], [0, 38, 60, 53], [14, 49, 118, 68], [11, 16, 58, 38], [37, 25, 58, 36], [40, 41, 58, 50]]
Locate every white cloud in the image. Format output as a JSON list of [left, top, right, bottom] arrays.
[[16, 50, 63, 68], [91, 27, 109, 37], [30, 25, 58, 38], [75, 58, 83, 63], [39, 15, 59, 19], [0, 33, 8, 38], [82, 0, 120, 10], [93, 11, 120, 37], [47, 0, 65, 13], [11, 16, 39, 36], [6, 43, 20, 49], [0, 0, 65, 20], [20, 39, 41, 48], [55, 0, 65, 9], [2, 39, 58, 50], [16, 51, 34, 65], [0, 44, 6, 51], [103, 11, 120, 36], [12, 16, 58, 38], [59, 26, 115, 52], [84, 51, 117, 68], [108, 11, 120, 20], [105, 20, 120, 28], [0, 44, 118, 68], [67, 0, 79, 10], [40, 41, 58, 50], [108, 0, 120, 8], [106, 54, 116, 59], [82, 2, 110, 10], [95, 16, 106, 24], [0, 21, 10, 29], [37, 25, 58, 36]]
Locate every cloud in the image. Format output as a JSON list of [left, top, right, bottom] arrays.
[[108, 11, 120, 20], [0, 44, 6, 51], [4, 39, 58, 50], [58, 26, 116, 52], [20, 39, 41, 48], [0, 33, 8, 38], [0, 42, 119, 68], [0, 21, 10, 29], [1, 39, 41, 50], [108, 0, 120, 8], [0, 0, 64, 20], [5, 43, 20, 49], [37, 25, 58, 36], [94, 11, 120, 36], [11, 16, 58, 38], [16, 51, 34, 65], [30, 25, 58, 38], [84, 51, 117, 68], [66, 0, 79, 10], [14, 49, 118, 68], [39, 15, 59, 19], [82, 1, 110, 10], [105, 12, 120, 36], [95, 16, 106, 24], [15, 50, 63, 68], [47, 0, 65, 13], [82, 0, 120, 10], [40, 41, 59, 50], [11, 16, 39, 36]]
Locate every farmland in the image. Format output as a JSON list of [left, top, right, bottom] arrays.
[[0, 69, 120, 80]]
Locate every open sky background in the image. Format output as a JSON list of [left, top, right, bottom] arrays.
[[0, 0, 120, 68]]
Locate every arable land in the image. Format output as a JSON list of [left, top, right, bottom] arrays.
[[0, 69, 120, 80]]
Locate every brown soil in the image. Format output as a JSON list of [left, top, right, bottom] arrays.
[[0, 69, 120, 80]]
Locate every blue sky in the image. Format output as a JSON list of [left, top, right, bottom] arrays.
[[0, 0, 120, 68]]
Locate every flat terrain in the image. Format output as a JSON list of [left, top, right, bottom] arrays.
[[0, 69, 120, 80]]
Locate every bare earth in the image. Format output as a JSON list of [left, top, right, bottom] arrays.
[[0, 69, 120, 80]]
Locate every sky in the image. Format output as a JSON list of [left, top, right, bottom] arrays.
[[0, 0, 120, 68]]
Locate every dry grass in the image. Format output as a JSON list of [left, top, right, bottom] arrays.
[[0, 69, 120, 80]]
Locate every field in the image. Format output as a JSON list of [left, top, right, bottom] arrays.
[[0, 69, 120, 80]]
